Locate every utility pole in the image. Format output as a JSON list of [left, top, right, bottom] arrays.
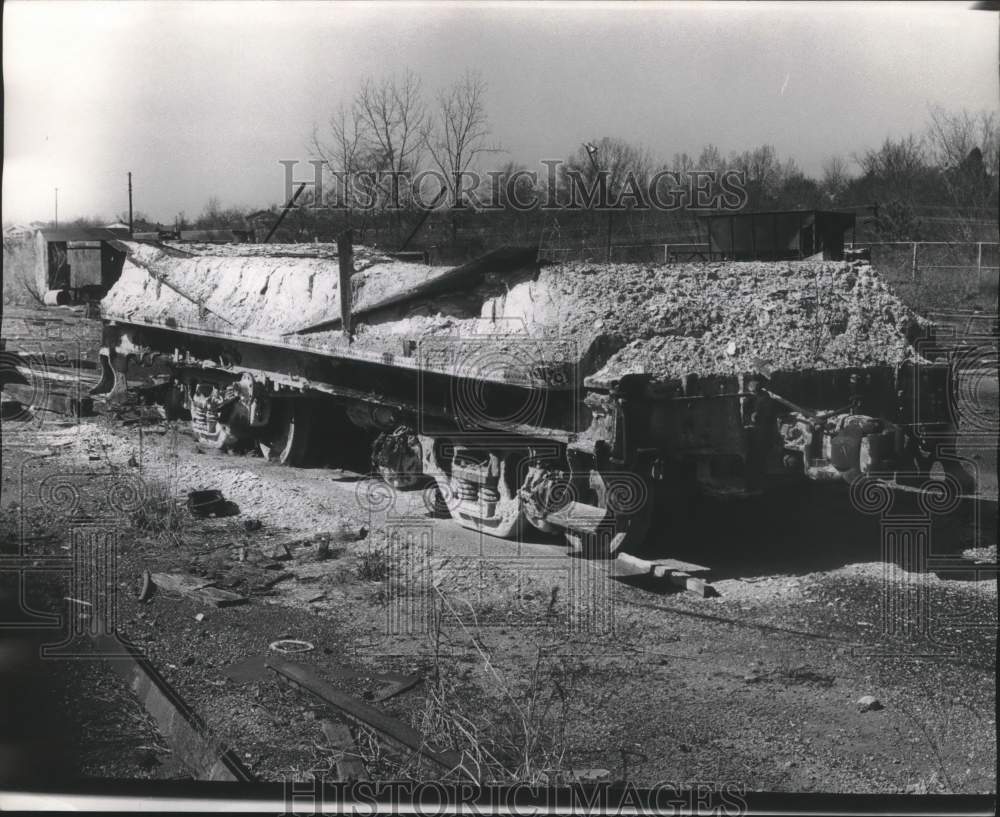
[[54, 187, 59, 228], [584, 143, 613, 262], [128, 172, 134, 235]]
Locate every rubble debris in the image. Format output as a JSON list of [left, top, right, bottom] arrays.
[[265, 542, 293, 561], [580, 261, 928, 386], [616, 553, 713, 597], [93, 632, 253, 782], [320, 719, 369, 781], [266, 656, 476, 781], [187, 489, 238, 518], [103, 242, 928, 389], [268, 639, 314, 654], [150, 571, 249, 608], [856, 695, 883, 712], [243, 518, 263, 532], [194, 613, 205, 623]]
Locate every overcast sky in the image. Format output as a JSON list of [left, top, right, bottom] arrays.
[[3, 1, 997, 224]]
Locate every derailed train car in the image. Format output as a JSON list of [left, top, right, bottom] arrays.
[[91, 237, 968, 556]]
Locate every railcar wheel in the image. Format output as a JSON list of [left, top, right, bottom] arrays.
[[562, 471, 653, 560], [258, 399, 313, 466]]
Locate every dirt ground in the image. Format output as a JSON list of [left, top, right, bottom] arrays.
[[0, 306, 996, 794]]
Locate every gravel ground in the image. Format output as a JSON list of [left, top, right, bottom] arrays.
[[1, 402, 994, 791], [2, 300, 995, 792]]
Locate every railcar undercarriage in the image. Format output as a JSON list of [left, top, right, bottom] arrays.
[[91, 320, 970, 559]]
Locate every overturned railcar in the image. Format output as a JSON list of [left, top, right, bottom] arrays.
[[92, 239, 966, 556]]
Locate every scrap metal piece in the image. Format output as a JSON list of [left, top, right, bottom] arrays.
[[371, 673, 423, 703], [93, 633, 253, 782], [266, 656, 477, 781], [150, 572, 249, 608]]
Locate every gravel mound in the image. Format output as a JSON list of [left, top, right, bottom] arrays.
[[561, 261, 930, 387], [102, 247, 929, 387], [102, 242, 444, 338]]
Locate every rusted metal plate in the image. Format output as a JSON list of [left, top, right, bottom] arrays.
[[266, 656, 475, 780], [93, 633, 253, 782]]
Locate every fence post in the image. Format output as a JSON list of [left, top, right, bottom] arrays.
[[977, 242, 983, 290], [911, 242, 918, 282]]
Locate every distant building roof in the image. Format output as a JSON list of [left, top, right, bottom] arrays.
[[38, 227, 131, 242], [104, 221, 132, 231]]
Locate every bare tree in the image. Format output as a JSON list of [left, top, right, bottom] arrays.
[[696, 144, 724, 172], [925, 106, 999, 177], [856, 136, 928, 188], [313, 101, 369, 230], [563, 137, 654, 201], [820, 155, 851, 202], [356, 70, 427, 211], [423, 70, 500, 205], [729, 145, 785, 206], [313, 70, 427, 243], [670, 152, 695, 174], [924, 106, 998, 231]]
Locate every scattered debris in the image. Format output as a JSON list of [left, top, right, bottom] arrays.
[[857, 695, 883, 712], [187, 489, 238, 518], [243, 517, 263, 532], [266, 656, 476, 781], [268, 639, 315, 654], [150, 571, 249, 608], [320, 719, 369, 781], [265, 542, 293, 561], [616, 553, 714, 597], [194, 613, 205, 623]]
